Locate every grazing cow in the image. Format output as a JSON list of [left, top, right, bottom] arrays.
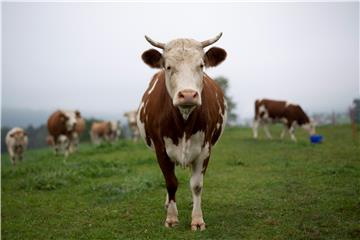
[[124, 111, 140, 142], [137, 33, 227, 231], [253, 99, 316, 141], [90, 121, 120, 144], [47, 110, 81, 156], [5, 127, 28, 165]]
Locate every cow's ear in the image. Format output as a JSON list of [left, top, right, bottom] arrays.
[[204, 47, 227, 67], [75, 110, 81, 118], [142, 49, 163, 68]]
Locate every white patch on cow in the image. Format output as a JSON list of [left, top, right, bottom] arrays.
[[165, 200, 179, 227], [289, 121, 297, 142], [136, 103, 154, 149], [163, 40, 204, 107], [148, 77, 159, 94], [258, 105, 269, 119], [62, 110, 77, 131], [136, 102, 146, 139], [253, 119, 260, 139], [285, 101, 298, 107], [164, 131, 206, 168]]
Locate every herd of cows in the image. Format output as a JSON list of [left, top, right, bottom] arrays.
[[4, 33, 316, 231]]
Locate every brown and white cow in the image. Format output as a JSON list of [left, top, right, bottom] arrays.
[[47, 110, 81, 156], [253, 99, 316, 141], [90, 120, 120, 144], [137, 33, 227, 231], [124, 111, 140, 142], [5, 127, 28, 165], [71, 116, 86, 152]]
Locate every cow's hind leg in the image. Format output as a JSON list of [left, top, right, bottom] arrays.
[[190, 156, 209, 231], [156, 151, 179, 228]]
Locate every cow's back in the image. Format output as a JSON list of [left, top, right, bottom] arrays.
[[257, 99, 287, 119]]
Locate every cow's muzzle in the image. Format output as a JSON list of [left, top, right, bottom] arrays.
[[175, 89, 200, 108]]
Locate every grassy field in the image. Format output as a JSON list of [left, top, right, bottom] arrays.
[[1, 125, 359, 239]]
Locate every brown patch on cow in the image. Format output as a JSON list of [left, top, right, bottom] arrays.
[[193, 185, 202, 196], [205, 47, 227, 67], [142, 49, 163, 68]]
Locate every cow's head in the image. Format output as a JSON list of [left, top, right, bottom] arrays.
[[302, 120, 316, 135], [10, 131, 27, 146], [124, 111, 138, 125], [142, 33, 226, 119], [60, 110, 78, 132]]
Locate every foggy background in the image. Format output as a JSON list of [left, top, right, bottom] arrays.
[[2, 2, 359, 127]]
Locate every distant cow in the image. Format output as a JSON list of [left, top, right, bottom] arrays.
[[5, 127, 28, 165], [253, 99, 316, 141], [124, 111, 140, 142], [71, 117, 86, 152], [90, 121, 120, 144], [47, 110, 81, 156], [137, 33, 227, 230]]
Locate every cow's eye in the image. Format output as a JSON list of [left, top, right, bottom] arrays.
[[200, 64, 204, 68], [166, 66, 171, 70]]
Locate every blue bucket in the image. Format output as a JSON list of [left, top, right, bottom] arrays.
[[310, 135, 323, 144]]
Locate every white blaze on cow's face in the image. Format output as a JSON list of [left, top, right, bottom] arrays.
[[62, 111, 78, 131], [163, 40, 205, 110], [142, 33, 227, 120]]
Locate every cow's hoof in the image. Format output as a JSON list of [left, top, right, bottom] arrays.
[[191, 219, 206, 231], [165, 217, 179, 228]]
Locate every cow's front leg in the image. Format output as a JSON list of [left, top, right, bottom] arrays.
[[263, 123, 273, 139], [7, 147, 16, 166], [253, 119, 260, 139], [156, 150, 179, 228], [288, 122, 297, 142], [190, 156, 208, 231]]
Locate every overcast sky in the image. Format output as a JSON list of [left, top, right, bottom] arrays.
[[2, 2, 359, 122]]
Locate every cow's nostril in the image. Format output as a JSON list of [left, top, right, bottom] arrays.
[[193, 92, 198, 98], [178, 92, 185, 99]]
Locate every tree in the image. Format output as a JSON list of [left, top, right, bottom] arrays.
[[214, 76, 237, 125]]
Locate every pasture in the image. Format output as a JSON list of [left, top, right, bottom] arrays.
[[1, 125, 359, 239]]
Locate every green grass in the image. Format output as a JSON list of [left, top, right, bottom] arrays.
[[2, 125, 360, 239]]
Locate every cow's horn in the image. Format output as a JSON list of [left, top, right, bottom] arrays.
[[145, 35, 165, 49], [201, 32, 223, 48]]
